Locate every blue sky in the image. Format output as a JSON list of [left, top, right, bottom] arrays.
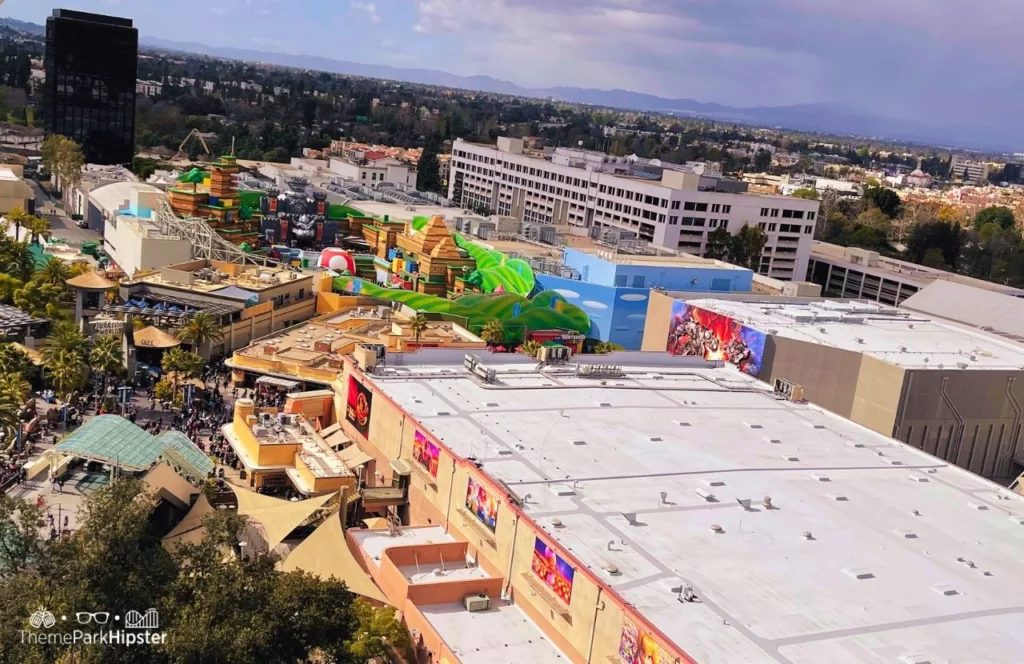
[[7, 0, 1021, 132]]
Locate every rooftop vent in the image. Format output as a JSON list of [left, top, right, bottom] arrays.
[[802, 531, 814, 540], [1010, 516, 1024, 526], [899, 345, 908, 352], [811, 473, 831, 482], [483, 401, 499, 408], [908, 474, 929, 483], [967, 502, 989, 511], [766, 437, 783, 444], [888, 460, 904, 466], [894, 530, 918, 539], [855, 337, 865, 344], [702, 479, 726, 488], [597, 401, 612, 408], [844, 568, 875, 580], [746, 422, 764, 429], [957, 362, 968, 369], [781, 455, 800, 462], [899, 653, 933, 664], [434, 410, 452, 417], [672, 420, 691, 427], [695, 488, 716, 502], [818, 327, 827, 333], [828, 493, 849, 502], [710, 524, 724, 534], [812, 424, 827, 430], [571, 439, 587, 446], [551, 518, 565, 529], [932, 584, 959, 596], [604, 564, 621, 575], [647, 436, 664, 442], [762, 496, 774, 509]]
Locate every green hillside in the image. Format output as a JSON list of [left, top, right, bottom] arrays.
[[333, 277, 591, 342]]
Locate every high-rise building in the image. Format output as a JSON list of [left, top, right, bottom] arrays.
[[948, 154, 990, 184], [43, 9, 138, 165], [448, 137, 820, 281]]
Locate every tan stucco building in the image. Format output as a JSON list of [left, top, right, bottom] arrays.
[[642, 290, 1024, 483]]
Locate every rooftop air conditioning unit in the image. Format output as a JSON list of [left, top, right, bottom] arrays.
[[463, 594, 490, 612]]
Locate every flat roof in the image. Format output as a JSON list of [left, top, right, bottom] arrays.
[[352, 201, 456, 222], [365, 360, 1024, 664], [419, 601, 567, 664], [811, 242, 1024, 296], [686, 297, 1024, 370]]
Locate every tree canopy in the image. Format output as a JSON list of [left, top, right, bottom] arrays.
[[973, 205, 1015, 231], [0, 479, 409, 663]]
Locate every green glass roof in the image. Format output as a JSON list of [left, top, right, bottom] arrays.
[[56, 416, 213, 475]]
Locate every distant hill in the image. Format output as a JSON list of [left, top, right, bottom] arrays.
[[4, 16, 1018, 151]]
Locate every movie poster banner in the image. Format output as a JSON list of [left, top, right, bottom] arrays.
[[665, 300, 767, 377], [618, 617, 671, 664], [465, 476, 499, 532], [530, 537, 575, 604], [345, 375, 373, 438], [412, 430, 440, 477]]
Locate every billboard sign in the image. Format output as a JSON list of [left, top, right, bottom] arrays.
[[465, 476, 500, 532], [345, 375, 373, 438], [412, 430, 440, 477], [531, 537, 575, 604], [666, 300, 766, 376]]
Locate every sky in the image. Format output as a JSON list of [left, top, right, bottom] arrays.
[[6, 0, 1022, 133]]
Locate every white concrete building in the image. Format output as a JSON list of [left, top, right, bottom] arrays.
[[328, 153, 417, 189], [94, 183, 191, 276], [950, 155, 990, 184], [448, 137, 820, 280], [135, 79, 163, 97]]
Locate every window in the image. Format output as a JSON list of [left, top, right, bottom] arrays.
[[632, 275, 646, 288], [807, 211, 816, 221], [721, 220, 729, 230], [769, 223, 777, 231], [722, 205, 731, 214], [694, 202, 708, 212], [671, 201, 680, 210], [684, 201, 697, 211], [669, 216, 678, 225], [771, 208, 780, 217], [805, 226, 813, 234], [615, 275, 627, 287], [760, 207, 769, 216], [711, 203, 721, 213]]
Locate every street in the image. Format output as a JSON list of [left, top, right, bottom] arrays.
[[26, 176, 102, 245]]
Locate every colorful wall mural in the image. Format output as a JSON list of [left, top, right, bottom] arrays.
[[465, 476, 500, 532], [530, 537, 575, 604], [345, 375, 373, 438], [412, 430, 440, 478], [618, 618, 671, 664], [666, 300, 766, 377], [334, 276, 592, 342]]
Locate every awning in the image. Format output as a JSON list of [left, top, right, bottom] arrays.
[[325, 430, 350, 449], [280, 511, 390, 604], [362, 517, 389, 530], [320, 422, 342, 438], [143, 462, 199, 511], [256, 375, 301, 390], [339, 445, 373, 469], [231, 486, 337, 549], [162, 493, 215, 551]]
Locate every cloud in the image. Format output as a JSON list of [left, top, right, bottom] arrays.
[[352, 0, 381, 23], [408, 0, 1024, 135]]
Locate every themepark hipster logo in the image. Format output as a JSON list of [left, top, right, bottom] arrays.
[[22, 607, 166, 647]]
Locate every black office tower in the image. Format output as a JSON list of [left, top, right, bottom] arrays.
[[44, 9, 138, 165]]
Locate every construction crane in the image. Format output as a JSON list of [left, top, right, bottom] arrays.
[[175, 128, 212, 161]]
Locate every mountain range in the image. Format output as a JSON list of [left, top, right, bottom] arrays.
[[3, 17, 1015, 151]]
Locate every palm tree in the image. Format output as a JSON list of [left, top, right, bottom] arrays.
[[0, 391, 21, 447], [0, 373, 31, 403], [23, 215, 51, 244], [407, 313, 429, 344], [162, 348, 205, 396], [0, 274, 22, 305], [0, 237, 35, 282], [89, 334, 124, 392], [68, 262, 94, 278], [518, 340, 542, 358], [34, 256, 72, 287], [46, 348, 87, 400], [41, 321, 91, 365], [480, 319, 505, 346], [0, 343, 32, 376], [176, 312, 224, 356]]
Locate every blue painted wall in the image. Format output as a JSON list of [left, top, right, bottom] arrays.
[[561, 248, 753, 292], [538, 251, 753, 350]]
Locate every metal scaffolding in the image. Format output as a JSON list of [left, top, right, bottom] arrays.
[[154, 197, 275, 267]]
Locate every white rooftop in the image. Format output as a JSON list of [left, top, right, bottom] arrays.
[[366, 359, 1024, 664], [419, 601, 567, 664], [687, 297, 1024, 370]]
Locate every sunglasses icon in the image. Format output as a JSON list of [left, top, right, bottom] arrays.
[[76, 612, 110, 625]]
